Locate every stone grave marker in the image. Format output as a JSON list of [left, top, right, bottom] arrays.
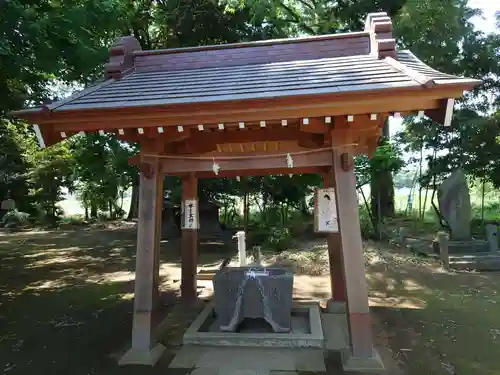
[[486, 224, 499, 252], [438, 169, 471, 240]]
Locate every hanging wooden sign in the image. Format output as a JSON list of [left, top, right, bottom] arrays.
[[181, 199, 199, 229], [314, 188, 339, 233]]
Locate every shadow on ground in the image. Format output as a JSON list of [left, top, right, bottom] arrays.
[[0, 226, 234, 375], [365, 242, 500, 375]]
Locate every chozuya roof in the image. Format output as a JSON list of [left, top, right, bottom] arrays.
[[12, 12, 480, 143], [12, 13, 480, 153]]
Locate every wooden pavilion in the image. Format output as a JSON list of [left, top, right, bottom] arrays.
[[13, 12, 480, 369]]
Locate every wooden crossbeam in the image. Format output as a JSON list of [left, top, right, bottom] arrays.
[[133, 149, 333, 175]]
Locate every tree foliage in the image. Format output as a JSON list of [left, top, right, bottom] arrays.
[[0, 0, 498, 225]]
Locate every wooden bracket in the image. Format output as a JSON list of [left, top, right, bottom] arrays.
[[340, 152, 353, 172], [139, 162, 155, 179]]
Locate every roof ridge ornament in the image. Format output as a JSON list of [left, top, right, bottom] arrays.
[[104, 36, 142, 80], [364, 12, 396, 59]]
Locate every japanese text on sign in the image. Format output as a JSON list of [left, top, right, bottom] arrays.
[[182, 199, 199, 229]]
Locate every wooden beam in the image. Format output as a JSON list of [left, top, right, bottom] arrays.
[[167, 127, 326, 154], [33, 85, 467, 132], [300, 117, 331, 134], [149, 149, 333, 175], [425, 98, 455, 126], [194, 166, 329, 178]]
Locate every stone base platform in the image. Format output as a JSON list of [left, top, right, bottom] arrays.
[[183, 302, 324, 348]]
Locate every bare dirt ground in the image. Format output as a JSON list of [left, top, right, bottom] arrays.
[[1, 224, 499, 374]]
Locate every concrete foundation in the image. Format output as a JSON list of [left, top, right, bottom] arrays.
[[183, 302, 324, 348], [326, 300, 346, 314], [118, 343, 165, 366], [343, 349, 385, 372]]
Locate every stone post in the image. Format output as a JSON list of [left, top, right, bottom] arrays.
[[486, 224, 498, 252], [437, 232, 450, 270]]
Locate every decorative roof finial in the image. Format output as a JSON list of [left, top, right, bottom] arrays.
[[364, 12, 396, 59], [104, 36, 142, 80]]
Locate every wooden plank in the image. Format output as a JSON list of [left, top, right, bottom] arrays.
[[29, 85, 465, 132], [156, 148, 333, 175]]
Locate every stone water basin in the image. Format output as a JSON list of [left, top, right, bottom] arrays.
[[212, 266, 294, 333]]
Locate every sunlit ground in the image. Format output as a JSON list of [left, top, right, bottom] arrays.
[[1, 226, 500, 374]]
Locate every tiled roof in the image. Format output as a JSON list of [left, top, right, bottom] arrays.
[[52, 55, 415, 110], [396, 50, 457, 80], [12, 12, 480, 118], [47, 51, 474, 112]]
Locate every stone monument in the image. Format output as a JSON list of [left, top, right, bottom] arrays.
[[436, 170, 498, 256], [212, 267, 294, 333], [1, 198, 15, 211], [438, 169, 471, 240]]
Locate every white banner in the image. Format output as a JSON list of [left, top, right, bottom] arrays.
[[182, 199, 199, 229], [315, 188, 339, 233]]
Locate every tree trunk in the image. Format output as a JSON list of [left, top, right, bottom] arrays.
[[90, 202, 98, 219], [127, 176, 139, 220], [300, 196, 309, 217], [370, 120, 395, 220]]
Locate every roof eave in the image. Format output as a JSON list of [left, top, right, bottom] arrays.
[[434, 78, 483, 90], [9, 106, 45, 119]]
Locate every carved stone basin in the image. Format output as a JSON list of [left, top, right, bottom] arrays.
[[212, 267, 294, 333]]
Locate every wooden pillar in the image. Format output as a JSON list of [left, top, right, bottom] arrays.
[[120, 161, 165, 365], [181, 174, 198, 303], [152, 176, 164, 305], [322, 171, 347, 311], [333, 149, 379, 366]]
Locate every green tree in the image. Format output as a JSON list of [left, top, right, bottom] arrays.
[[69, 134, 137, 220]]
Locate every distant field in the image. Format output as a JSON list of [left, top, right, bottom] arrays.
[[59, 186, 499, 222], [58, 188, 132, 217]]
